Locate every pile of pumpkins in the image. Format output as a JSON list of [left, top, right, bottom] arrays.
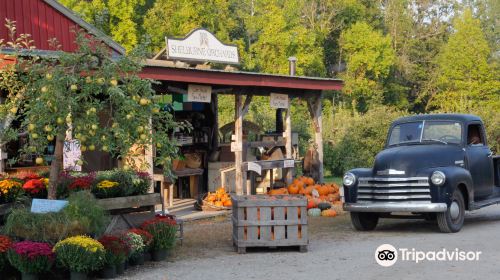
[[267, 176, 342, 217], [205, 187, 232, 208]]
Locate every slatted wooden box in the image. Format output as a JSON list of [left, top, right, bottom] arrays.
[[232, 195, 308, 253]]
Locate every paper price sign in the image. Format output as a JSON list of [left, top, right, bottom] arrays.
[[284, 159, 295, 168], [270, 93, 289, 109], [188, 84, 212, 103]]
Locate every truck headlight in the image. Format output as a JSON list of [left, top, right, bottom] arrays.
[[343, 172, 356, 187], [431, 171, 446, 186]]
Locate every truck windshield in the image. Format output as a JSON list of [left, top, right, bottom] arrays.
[[388, 121, 462, 146]]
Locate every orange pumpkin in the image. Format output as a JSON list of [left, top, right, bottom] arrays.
[[214, 201, 223, 207], [223, 200, 232, 207], [304, 186, 315, 195], [288, 183, 300, 194], [304, 177, 314, 186], [318, 185, 330, 196], [321, 209, 337, 217], [268, 188, 289, 195], [307, 199, 317, 209], [207, 194, 216, 202]]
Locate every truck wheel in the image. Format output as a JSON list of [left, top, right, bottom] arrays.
[[350, 212, 379, 231], [437, 189, 465, 233]]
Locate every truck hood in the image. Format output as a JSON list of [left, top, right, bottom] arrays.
[[373, 144, 465, 177]]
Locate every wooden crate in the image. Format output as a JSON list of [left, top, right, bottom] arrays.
[[232, 195, 308, 254]]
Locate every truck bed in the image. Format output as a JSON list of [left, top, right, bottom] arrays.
[[494, 155, 500, 187]]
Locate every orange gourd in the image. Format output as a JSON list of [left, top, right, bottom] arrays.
[[268, 188, 289, 195], [304, 186, 315, 195], [223, 200, 232, 207], [304, 177, 314, 186], [214, 201, 223, 207], [307, 200, 317, 209], [318, 185, 330, 196], [321, 209, 337, 217]]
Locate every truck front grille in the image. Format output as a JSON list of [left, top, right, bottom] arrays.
[[356, 177, 431, 203]]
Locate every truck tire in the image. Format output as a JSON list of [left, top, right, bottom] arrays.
[[437, 189, 465, 233], [350, 212, 379, 231]]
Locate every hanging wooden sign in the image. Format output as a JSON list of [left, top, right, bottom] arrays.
[[270, 93, 289, 109], [187, 84, 212, 103]]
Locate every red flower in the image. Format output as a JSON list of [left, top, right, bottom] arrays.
[[98, 235, 130, 257], [68, 177, 93, 190], [140, 214, 177, 229], [11, 241, 54, 260], [22, 179, 46, 194], [17, 172, 41, 181], [0, 235, 12, 253]]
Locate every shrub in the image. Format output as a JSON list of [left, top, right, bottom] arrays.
[[324, 106, 406, 176], [7, 241, 54, 274], [98, 235, 130, 266], [62, 191, 110, 237], [140, 215, 177, 251], [132, 171, 151, 195], [54, 236, 105, 273], [0, 235, 12, 271], [4, 192, 109, 243]]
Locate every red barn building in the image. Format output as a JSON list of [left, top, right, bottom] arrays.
[[0, 0, 125, 55]]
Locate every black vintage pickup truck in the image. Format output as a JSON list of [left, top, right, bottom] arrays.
[[343, 114, 500, 233]]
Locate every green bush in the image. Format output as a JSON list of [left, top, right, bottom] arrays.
[[3, 192, 109, 243], [324, 106, 406, 176]]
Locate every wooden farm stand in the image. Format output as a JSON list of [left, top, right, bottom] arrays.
[[232, 195, 308, 253]]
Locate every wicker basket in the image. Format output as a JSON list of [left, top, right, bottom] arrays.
[[185, 153, 202, 168], [194, 193, 231, 212]]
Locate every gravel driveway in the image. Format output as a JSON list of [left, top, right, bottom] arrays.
[[119, 205, 500, 280]]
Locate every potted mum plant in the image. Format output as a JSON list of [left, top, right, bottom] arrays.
[[0, 235, 12, 272], [140, 215, 177, 261], [124, 232, 146, 266], [54, 235, 105, 280], [7, 241, 55, 280], [128, 228, 153, 261], [98, 235, 130, 277]]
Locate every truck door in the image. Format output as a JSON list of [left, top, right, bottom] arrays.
[[465, 123, 494, 198]]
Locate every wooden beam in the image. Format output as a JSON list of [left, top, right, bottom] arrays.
[[285, 96, 293, 185], [235, 94, 244, 195], [307, 93, 324, 183]]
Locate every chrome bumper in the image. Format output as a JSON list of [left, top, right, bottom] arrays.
[[344, 202, 447, 213]]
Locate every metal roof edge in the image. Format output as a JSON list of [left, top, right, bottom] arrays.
[[43, 0, 126, 55]]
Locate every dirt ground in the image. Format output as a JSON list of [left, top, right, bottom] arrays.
[[118, 205, 500, 280]]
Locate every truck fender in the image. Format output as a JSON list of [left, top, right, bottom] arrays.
[[426, 167, 474, 209]]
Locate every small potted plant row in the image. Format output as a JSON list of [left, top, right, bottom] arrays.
[[0, 214, 178, 280]]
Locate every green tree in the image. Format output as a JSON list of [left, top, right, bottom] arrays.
[[427, 9, 499, 111], [340, 21, 395, 112], [59, 0, 153, 52], [0, 23, 179, 199]]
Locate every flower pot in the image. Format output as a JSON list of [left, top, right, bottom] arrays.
[[99, 266, 116, 279], [143, 251, 151, 262], [70, 271, 88, 280], [129, 253, 145, 266], [22, 273, 38, 280], [151, 249, 168, 261], [115, 262, 125, 275]]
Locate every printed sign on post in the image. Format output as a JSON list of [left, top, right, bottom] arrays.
[[247, 162, 262, 175], [230, 141, 242, 152], [284, 159, 295, 168], [270, 93, 289, 109], [188, 84, 212, 103], [31, 199, 68, 213], [63, 140, 82, 171]]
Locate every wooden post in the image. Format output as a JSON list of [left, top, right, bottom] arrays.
[[146, 117, 155, 193], [234, 93, 252, 195], [285, 96, 293, 185], [307, 93, 324, 183]]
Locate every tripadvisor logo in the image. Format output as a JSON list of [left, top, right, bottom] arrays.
[[375, 244, 481, 267]]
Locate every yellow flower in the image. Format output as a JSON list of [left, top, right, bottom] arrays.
[[54, 235, 104, 253], [0, 179, 22, 195], [97, 180, 119, 189], [41, 178, 49, 186]]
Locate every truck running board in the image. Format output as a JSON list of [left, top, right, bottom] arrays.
[[472, 196, 500, 210]]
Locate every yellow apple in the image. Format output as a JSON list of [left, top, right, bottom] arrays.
[[70, 84, 78, 91], [45, 73, 52, 80], [66, 114, 72, 123], [35, 157, 44, 165], [41, 86, 48, 93], [97, 78, 105, 85], [28, 124, 36, 131], [152, 107, 160, 113], [89, 144, 95, 151], [156, 143, 162, 148], [57, 117, 64, 124], [126, 114, 133, 120], [139, 98, 149, 106], [140, 134, 147, 140], [91, 124, 98, 130], [85, 77, 92, 84], [101, 135, 107, 141], [31, 133, 39, 139], [136, 126, 144, 132], [102, 146, 109, 152], [47, 135, 54, 141], [80, 145, 87, 152], [110, 79, 118, 86], [44, 125, 53, 132], [10, 107, 18, 114]]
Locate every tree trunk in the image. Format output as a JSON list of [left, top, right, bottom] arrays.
[[48, 134, 64, 199]]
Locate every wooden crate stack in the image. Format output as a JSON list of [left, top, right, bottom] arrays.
[[232, 195, 308, 253]]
